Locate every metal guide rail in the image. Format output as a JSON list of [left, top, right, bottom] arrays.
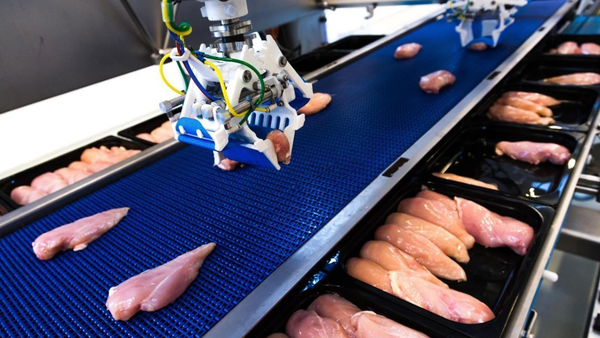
[[0, 1, 581, 337]]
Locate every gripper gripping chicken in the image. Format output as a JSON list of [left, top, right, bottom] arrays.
[[446, 0, 528, 47], [160, 0, 313, 170]]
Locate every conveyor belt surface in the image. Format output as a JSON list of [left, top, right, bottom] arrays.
[[0, 1, 567, 336]]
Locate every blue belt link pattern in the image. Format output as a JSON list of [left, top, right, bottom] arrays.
[[0, 1, 566, 336]]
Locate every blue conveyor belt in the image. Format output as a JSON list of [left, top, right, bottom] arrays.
[[0, 1, 566, 337]]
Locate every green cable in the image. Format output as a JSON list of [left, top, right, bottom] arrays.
[[175, 61, 189, 91]]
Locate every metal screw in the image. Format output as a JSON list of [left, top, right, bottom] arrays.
[[243, 70, 252, 83], [278, 56, 288, 67], [278, 101, 284, 107]]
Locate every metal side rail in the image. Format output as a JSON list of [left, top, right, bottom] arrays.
[[204, 1, 578, 337]]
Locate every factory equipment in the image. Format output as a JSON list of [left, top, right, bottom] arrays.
[[159, 0, 314, 170]]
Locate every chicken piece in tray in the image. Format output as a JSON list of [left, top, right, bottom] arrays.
[[495, 141, 571, 165], [581, 43, 600, 55], [106, 243, 215, 320], [543, 72, 600, 85], [502, 91, 561, 107], [487, 105, 555, 125], [360, 240, 448, 288], [432, 172, 498, 191], [374, 224, 467, 281], [398, 197, 475, 249], [385, 213, 469, 263], [285, 309, 348, 338], [456, 198, 534, 255], [495, 96, 553, 117], [346, 258, 494, 324], [351, 311, 430, 338]]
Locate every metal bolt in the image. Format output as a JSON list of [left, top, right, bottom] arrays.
[[243, 70, 252, 83], [278, 56, 288, 67], [278, 101, 284, 107]]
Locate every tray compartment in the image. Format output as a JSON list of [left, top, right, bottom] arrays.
[[248, 284, 453, 338], [537, 34, 600, 57], [468, 83, 599, 131], [289, 50, 350, 76], [512, 57, 600, 88], [0, 136, 148, 211], [425, 125, 584, 205], [334, 180, 554, 338]]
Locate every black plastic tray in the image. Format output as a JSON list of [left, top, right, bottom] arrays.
[[118, 114, 171, 146], [335, 181, 553, 338], [248, 284, 454, 338], [511, 56, 600, 89], [0, 136, 148, 210], [0, 196, 12, 217], [316, 35, 384, 52], [289, 50, 351, 76], [467, 83, 600, 131], [424, 124, 585, 206], [537, 34, 600, 58]]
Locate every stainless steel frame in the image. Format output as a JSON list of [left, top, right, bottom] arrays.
[[0, 1, 580, 337]]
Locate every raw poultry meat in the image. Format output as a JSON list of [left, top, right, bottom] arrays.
[[346, 258, 394, 294], [347, 258, 494, 324], [388, 269, 494, 324], [360, 240, 448, 288], [543, 72, 600, 85], [267, 334, 290, 338], [495, 141, 571, 165], [487, 105, 555, 125], [69, 161, 90, 171], [432, 172, 498, 190], [581, 43, 600, 55], [267, 130, 291, 163], [286, 310, 349, 338], [297, 93, 332, 115], [398, 197, 475, 248], [54, 168, 92, 185], [106, 243, 215, 320], [11, 145, 141, 206], [456, 198, 534, 255], [502, 91, 561, 107], [374, 224, 467, 281], [217, 158, 241, 171], [419, 70, 456, 94], [385, 213, 469, 263], [31, 172, 68, 194], [136, 121, 174, 144], [81, 146, 141, 165], [10, 186, 48, 205], [307, 294, 360, 335], [351, 311, 430, 338], [495, 97, 553, 117], [394, 43, 422, 59], [32, 208, 129, 260], [468, 42, 488, 51], [415, 190, 456, 211], [557, 41, 581, 54]]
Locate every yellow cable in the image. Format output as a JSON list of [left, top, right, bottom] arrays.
[[204, 60, 246, 117], [162, 0, 192, 36], [159, 54, 185, 95]]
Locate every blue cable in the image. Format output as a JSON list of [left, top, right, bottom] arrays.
[[169, 32, 218, 101]]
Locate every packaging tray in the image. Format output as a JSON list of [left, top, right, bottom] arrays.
[[248, 284, 454, 338], [536, 34, 600, 57], [249, 179, 555, 338], [466, 83, 599, 131], [0, 136, 148, 210], [424, 124, 585, 205], [511, 56, 600, 89], [289, 50, 350, 76]]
